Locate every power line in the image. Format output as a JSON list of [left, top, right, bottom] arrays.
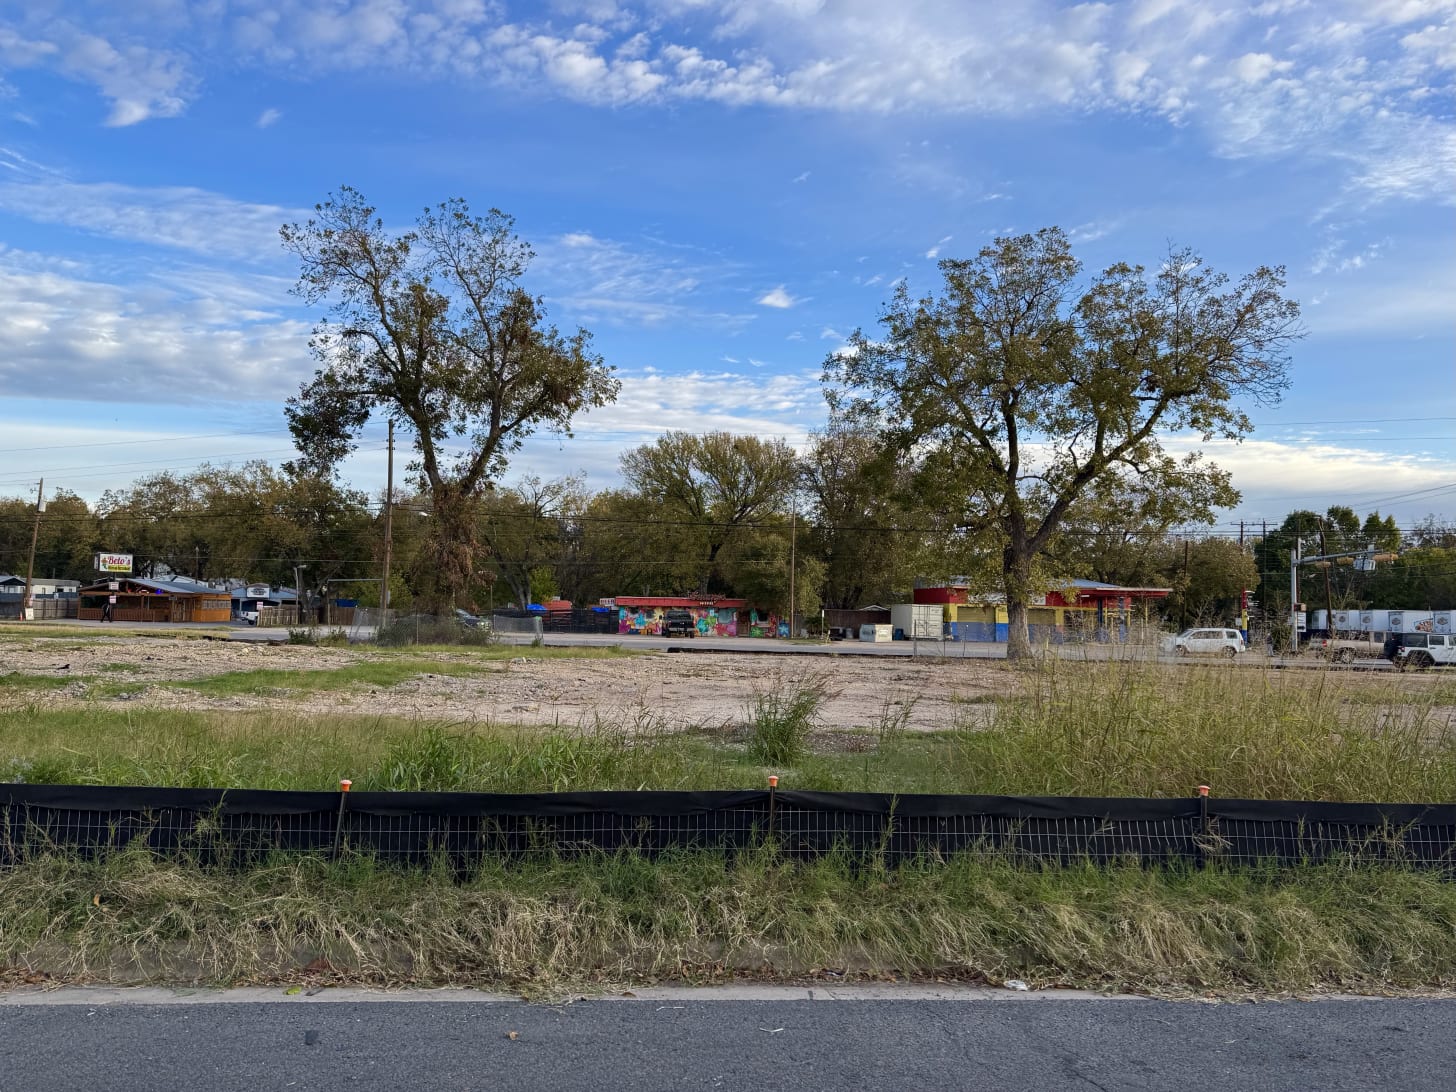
[[0, 428, 293, 456], [1248, 416, 1456, 427]]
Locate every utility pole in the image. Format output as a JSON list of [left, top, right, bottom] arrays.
[[1181, 538, 1190, 631], [294, 564, 306, 627], [1318, 521, 1335, 639], [1289, 537, 1301, 653], [788, 507, 797, 639], [381, 419, 395, 616], [20, 479, 43, 622]]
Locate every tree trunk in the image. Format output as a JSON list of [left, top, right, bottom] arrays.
[[1003, 544, 1034, 662], [420, 487, 485, 611]]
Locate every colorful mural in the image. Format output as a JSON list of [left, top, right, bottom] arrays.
[[745, 609, 789, 638], [618, 606, 738, 637]]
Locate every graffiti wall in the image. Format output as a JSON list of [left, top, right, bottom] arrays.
[[745, 609, 789, 638], [618, 606, 739, 637]]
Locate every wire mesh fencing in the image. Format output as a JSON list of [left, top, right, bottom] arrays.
[[4, 784, 1456, 872]]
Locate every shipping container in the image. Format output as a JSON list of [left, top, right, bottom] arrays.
[[860, 623, 893, 643], [891, 603, 944, 640], [1333, 609, 1355, 633]]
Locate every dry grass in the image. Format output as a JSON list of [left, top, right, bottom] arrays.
[[6, 659, 1456, 993], [3, 660, 1454, 798], [6, 848, 1456, 993]]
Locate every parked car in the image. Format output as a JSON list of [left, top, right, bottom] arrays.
[[454, 608, 485, 629], [1161, 627, 1246, 658], [1395, 632, 1456, 670], [662, 608, 697, 637]]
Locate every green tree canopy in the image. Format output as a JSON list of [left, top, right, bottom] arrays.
[[827, 227, 1301, 658], [619, 430, 799, 593], [281, 187, 619, 606]]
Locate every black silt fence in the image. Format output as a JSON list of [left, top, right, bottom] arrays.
[[3, 784, 1456, 871]]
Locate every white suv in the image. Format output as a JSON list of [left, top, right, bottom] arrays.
[[1396, 633, 1455, 670], [1162, 627, 1246, 659]]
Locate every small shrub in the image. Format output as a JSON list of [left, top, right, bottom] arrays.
[[747, 672, 830, 766], [285, 627, 317, 645]]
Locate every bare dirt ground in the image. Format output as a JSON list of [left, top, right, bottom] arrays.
[[0, 636, 1014, 732]]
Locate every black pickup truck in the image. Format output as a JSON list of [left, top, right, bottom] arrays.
[[662, 608, 697, 637]]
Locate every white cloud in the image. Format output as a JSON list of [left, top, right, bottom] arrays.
[[926, 235, 953, 259], [537, 229, 752, 329], [0, 181, 300, 262], [1162, 435, 1454, 522], [1230, 51, 1292, 84], [0, 247, 312, 403], [792, 170, 810, 183], [8, 2, 1453, 202], [257, 107, 282, 128], [757, 284, 799, 308], [0, 16, 191, 125]]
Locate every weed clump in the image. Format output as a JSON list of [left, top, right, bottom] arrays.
[[746, 672, 831, 766]]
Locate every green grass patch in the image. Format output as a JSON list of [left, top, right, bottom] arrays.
[[6, 848, 1456, 992], [174, 659, 500, 698], [0, 673, 82, 692], [2, 660, 1453, 800]]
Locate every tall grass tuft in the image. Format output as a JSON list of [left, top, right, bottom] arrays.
[[746, 672, 831, 766], [948, 658, 1456, 801]]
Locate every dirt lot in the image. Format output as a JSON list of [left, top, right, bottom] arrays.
[[0, 635, 1014, 732]]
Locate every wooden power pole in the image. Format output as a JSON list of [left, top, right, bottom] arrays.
[[788, 507, 796, 638], [20, 479, 43, 621], [381, 419, 395, 614]]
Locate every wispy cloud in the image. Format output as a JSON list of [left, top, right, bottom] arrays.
[[256, 107, 281, 128], [538, 229, 752, 329], [0, 247, 311, 402], [0, 16, 191, 126], [925, 235, 952, 259], [757, 284, 800, 308], [7, 2, 1452, 205]]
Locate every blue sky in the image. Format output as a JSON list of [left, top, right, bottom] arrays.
[[0, 0, 1452, 529]]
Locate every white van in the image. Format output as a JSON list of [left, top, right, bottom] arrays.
[[1161, 628, 1246, 658]]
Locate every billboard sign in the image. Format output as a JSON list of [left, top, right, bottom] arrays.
[[96, 553, 133, 574], [245, 584, 271, 600]]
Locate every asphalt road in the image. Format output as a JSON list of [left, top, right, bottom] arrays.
[[1, 990, 1450, 1091], [14, 617, 1400, 669]]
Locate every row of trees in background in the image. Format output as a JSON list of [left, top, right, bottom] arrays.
[[8, 202, 1447, 654], [273, 202, 1310, 657], [5, 449, 1450, 629]]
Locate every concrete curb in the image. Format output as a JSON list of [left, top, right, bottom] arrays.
[[0, 984, 1143, 1006]]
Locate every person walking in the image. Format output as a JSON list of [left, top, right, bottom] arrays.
[[101, 597, 114, 623]]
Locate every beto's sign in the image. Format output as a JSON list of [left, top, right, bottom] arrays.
[[95, 553, 133, 574]]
